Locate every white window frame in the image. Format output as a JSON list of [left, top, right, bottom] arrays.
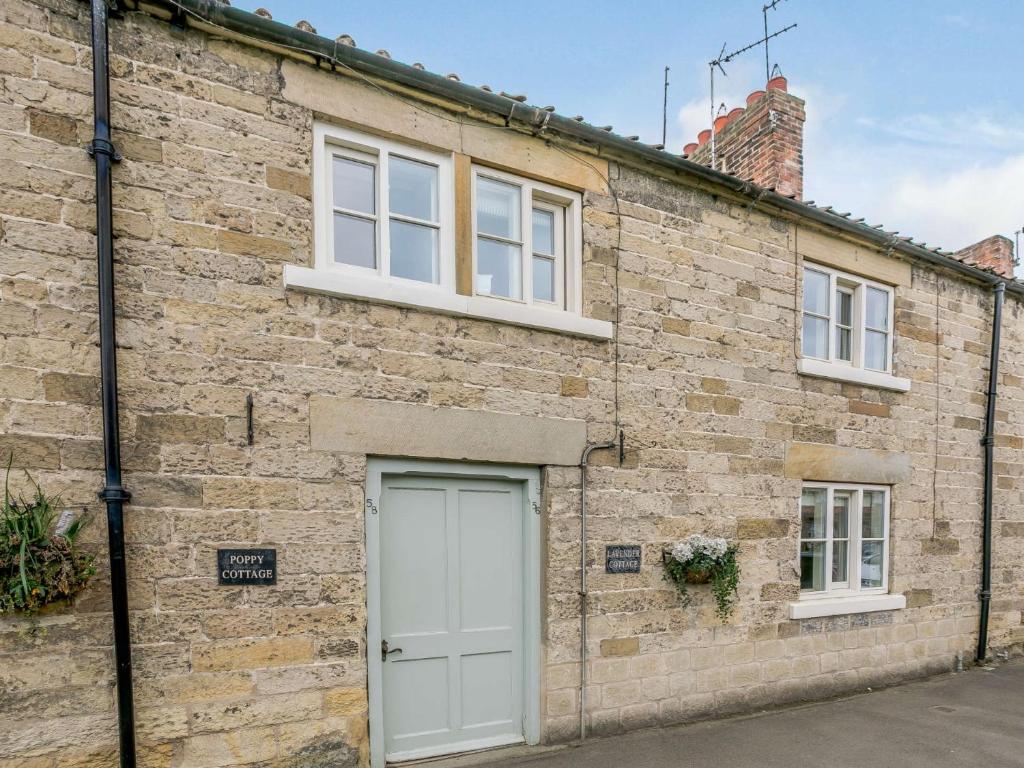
[[529, 199, 565, 308], [798, 482, 891, 599], [797, 262, 910, 392], [471, 165, 583, 315], [312, 122, 456, 292], [288, 122, 611, 340]]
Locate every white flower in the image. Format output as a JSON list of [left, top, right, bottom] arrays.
[[670, 534, 729, 564]]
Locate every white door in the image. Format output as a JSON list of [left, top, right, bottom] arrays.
[[374, 471, 528, 763]]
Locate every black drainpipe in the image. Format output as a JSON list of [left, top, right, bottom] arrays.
[[977, 280, 1005, 663], [89, 0, 137, 764]]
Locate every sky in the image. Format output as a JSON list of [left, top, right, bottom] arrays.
[[233, 0, 1023, 264]]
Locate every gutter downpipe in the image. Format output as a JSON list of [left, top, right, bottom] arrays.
[[977, 281, 1005, 663], [89, 1, 137, 765], [578, 441, 616, 742]]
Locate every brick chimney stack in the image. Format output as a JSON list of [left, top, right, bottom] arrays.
[[953, 235, 1016, 279], [684, 75, 806, 200]]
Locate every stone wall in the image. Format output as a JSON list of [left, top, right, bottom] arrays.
[[1, 1, 1022, 766]]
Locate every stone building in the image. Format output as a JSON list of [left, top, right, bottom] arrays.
[[1, 0, 1022, 766]]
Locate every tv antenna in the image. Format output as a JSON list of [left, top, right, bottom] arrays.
[[708, 20, 796, 167], [763, 0, 791, 82], [662, 66, 670, 148]]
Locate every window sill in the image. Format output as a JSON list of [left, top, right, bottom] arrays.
[[788, 593, 906, 619], [283, 265, 614, 340], [797, 358, 911, 392]]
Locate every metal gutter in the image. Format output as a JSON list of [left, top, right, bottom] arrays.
[[976, 281, 1005, 662], [89, 1, 137, 765], [153, 0, 1024, 296]]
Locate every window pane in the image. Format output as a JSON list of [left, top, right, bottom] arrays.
[[800, 541, 826, 591], [861, 541, 884, 588], [477, 177, 520, 240], [800, 488, 826, 539], [389, 156, 437, 222], [389, 219, 437, 283], [333, 213, 375, 268], [862, 491, 885, 538], [832, 541, 849, 584], [833, 493, 850, 538], [477, 238, 522, 299], [803, 315, 828, 359], [333, 156, 375, 214], [836, 327, 852, 362], [532, 208, 554, 255], [803, 268, 829, 314], [865, 330, 887, 370], [866, 287, 889, 330], [533, 255, 555, 302], [836, 290, 852, 326]]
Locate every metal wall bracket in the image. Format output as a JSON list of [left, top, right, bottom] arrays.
[[98, 484, 132, 503], [87, 138, 122, 162]]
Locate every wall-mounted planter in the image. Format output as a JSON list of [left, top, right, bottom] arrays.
[[663, 535, 740, 620], [1, 464, 95, 616]]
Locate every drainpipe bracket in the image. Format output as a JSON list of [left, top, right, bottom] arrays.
[[979, 589, 992, 600], [87, 138, 123, 162], [99, 484, 132, 503], [980, 435, 994, 447]]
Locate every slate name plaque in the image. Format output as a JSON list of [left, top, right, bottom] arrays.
[[217, 548, 277, 585], [605, 544, 642, 574]]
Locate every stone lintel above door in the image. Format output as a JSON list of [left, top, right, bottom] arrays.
[[310, 395, 587, 466]]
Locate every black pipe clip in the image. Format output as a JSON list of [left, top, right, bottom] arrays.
[[87, 137, 123, 162], [98, 484, 132, 503]]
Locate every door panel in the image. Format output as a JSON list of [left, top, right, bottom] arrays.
[[458, 488, 516, 631], [461, 651, 514, 728], [379, 475, 525, 761], [381, 486, 448, 636], [384, 656, 449, 738]]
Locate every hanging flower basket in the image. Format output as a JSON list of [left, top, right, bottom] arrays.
[[0, 459, 95, 616], [683, 568, 713, 585], [663, 534, 740, 620]]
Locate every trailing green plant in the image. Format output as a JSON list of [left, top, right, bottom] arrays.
[[0, 457, 95, 615], [663, 534, 740, 620]]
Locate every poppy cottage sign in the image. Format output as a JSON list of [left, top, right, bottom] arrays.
[[217, 548, 277, 585]]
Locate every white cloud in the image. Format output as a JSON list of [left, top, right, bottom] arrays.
[[859, 111, 1024, 152], [799, 86, 1024, 267], [880, 154, 1024, 251], [664, 69, 1023, 271], [941, 13, 971, 28], [672, 61, 761, 148]]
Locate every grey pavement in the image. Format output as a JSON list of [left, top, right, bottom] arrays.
[[482, 662, 1024, 768]]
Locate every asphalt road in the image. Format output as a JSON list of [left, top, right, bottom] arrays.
[[486, 662, 1024, 768]]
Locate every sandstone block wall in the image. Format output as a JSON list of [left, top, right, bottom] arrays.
[[1, 2, 1021, 766]]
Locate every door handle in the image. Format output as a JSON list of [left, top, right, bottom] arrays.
[[381, 638, 403, 662]]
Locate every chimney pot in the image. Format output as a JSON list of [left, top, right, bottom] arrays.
[[683, 82, 804, 199], [683, 142, 699, 156]]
